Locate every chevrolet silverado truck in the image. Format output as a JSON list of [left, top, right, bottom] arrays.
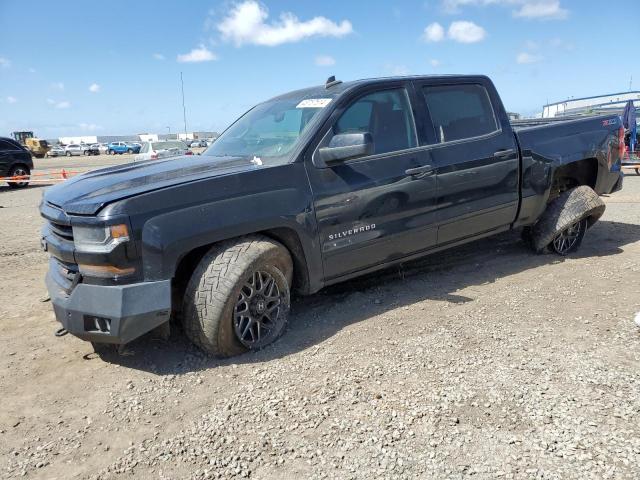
[[40, 75, 624, 357]]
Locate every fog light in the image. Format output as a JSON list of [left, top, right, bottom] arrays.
[[84, 315, 111, 333]]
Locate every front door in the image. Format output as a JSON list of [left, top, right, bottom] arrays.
[[306, 85, 439, 281]]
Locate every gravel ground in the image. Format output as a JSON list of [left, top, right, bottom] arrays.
[[1, 168, 639, 480]]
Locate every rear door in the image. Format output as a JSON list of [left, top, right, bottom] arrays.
[[413, 78, 519, 244], [306, 82, 439, 281]]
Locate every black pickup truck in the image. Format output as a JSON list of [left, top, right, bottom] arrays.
[[40, 75, 624, 356]]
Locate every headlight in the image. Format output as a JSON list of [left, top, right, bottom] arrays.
[[73, 223, 129, 253]]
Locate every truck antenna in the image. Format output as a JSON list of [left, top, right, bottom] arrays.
[[325, 75, 342, 89]]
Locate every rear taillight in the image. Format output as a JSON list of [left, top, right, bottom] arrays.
[[150, 151, 158, 160], [619, 127, 625, 159], [185, 150, 193, 155]]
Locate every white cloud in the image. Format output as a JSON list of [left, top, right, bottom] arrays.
[[0, 57, 10, 68], [514, 0, 567, 19], [152, 53, 165, 60], [88, 83, 100, 93], [48, 100, 70, 109], [448, 21, 485, 43], [430, 59, 441, 67], [516, 52, 543, 64], [79, 123, 102, 132], [51, 82, 65, 91], [6, 96, 17, 104], [315, 55, 335, 66], [442, 0, 568, 20], [217, 0, 353, 47], [177, 45, 218, 63], [422, 22, 445, 42]]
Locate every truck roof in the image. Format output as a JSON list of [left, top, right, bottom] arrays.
[[270, 74, 490, 103]]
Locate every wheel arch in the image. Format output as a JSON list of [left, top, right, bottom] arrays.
[[548, 157, 599, 202], [169, 227, 313, 323]]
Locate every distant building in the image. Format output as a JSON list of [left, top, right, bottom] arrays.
[[53, 131, 219, 145], [139, 133, 159, 142], [543, 91, 640, 118], [59, 135, 98, 144]]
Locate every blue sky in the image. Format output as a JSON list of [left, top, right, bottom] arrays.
[[0, 0, 637, 139]]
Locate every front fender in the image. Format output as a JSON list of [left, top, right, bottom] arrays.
[[138, 169, 323, 291]]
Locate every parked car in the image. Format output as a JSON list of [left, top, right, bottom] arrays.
[[40, 74, 624, 356], [134, 140, 192, 162], [64, 144, 86, 156], [86, 144, 101, 155], [0, 136, 33, 188], [107, 142, 141, 155], [46, 145, 66, 157], [190, 140, 206, 148]]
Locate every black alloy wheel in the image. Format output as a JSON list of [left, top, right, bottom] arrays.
[[233, 270, 285, 349], [550, 218, 587, 255]]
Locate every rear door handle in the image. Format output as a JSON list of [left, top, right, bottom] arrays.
[[405, 165, 434, 177], [494, 149, 516, 159]]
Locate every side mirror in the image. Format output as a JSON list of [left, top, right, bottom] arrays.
[[318, 132, 374, 165]]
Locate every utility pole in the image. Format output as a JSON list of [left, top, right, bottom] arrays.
[[630, 75, 633, 91], [180, 72, 187, 136]]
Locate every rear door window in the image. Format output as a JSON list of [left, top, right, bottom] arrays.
[[422, 84, 498, 144]]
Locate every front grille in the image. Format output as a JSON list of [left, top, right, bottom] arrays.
[[49, 220, 74, 241]]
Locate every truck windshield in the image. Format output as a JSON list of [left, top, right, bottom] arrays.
[[203, 97, 331, 164]]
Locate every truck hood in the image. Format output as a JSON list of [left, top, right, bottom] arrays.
[[44, 155, 263, 215]]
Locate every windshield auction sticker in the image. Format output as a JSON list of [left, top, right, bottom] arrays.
[[296, 98, 332, 109]]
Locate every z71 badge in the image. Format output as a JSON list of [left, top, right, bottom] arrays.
[[328, 224, 376, 241]]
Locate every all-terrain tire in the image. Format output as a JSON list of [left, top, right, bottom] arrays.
[[530, 185, 605, 254], [182, 236, 293, 357]]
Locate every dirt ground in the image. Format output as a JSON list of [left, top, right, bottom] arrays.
[[1, 167, 639, 479]]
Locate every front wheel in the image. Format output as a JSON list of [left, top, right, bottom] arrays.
[[635, 168, 639, 175], [7, 164, 30, 188], [182, 236, 293, 357], [66, 151, 72, 157], [127, 149, 133, 154]]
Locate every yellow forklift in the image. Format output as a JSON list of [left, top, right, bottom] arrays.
[[12, 131, 50, 158]]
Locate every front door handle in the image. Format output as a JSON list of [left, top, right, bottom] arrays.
[[405, 165, 434, 177]]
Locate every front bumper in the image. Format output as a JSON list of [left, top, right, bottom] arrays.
[[46, 272, 171, 344]]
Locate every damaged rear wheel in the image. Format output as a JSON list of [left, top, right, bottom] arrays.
[[529, 185, 605, 255], [549, 218, 587, 255]]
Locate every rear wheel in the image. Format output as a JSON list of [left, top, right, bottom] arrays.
[[635, 168, 639, 175], [182, 236, 292, 357], [127, 148, 133, 154], [7, 164, 30, 188], [110, 150, 116, 155], [66, 151, 72, 157], [529, 186, 605, 255], [549, 218, 587, 255]]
